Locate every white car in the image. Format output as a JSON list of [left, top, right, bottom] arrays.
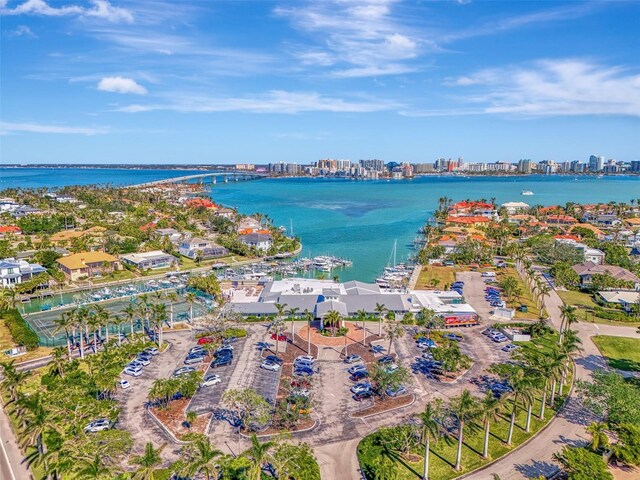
[[145, 347, 159, 356], [119, 379, 131, 389], [172, 366, 196, 377], [200, 375, 222, 387], [84, 419, 110, 433], [295, 355, 315, 364], [136, 356, 151, 366], [261, 361, 281, 372], [123, 367, 142, 377]]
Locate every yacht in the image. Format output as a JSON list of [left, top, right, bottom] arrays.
[[521, 190, 534, 196]]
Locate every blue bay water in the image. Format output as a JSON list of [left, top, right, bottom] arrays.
[[1, 168, 639, 282]]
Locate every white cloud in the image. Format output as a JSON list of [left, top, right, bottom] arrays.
[[275, 0, 421, 77], [5, 24, 37, 37], [405, 59, 640, 118], [0, 121, 108, 135], [117, 90, 400, 114], [97, 76, 147, 95], [0, 0, 133, 23]]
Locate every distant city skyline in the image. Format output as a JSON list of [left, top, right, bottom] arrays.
[[1, 0, 639, 164]]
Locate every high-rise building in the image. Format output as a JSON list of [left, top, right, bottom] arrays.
[[589, 155, 605, 172], [359, 159, 385, 172], [517, 159, 532, 174], [630, 160, 640, 172]]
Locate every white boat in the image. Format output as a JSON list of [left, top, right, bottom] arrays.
[[521, 190, 534, 196]]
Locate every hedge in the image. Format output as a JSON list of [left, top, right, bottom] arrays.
[[592, 307, 634, 322], [2, 309, 40, 350]]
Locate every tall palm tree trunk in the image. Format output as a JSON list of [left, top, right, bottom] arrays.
[[378, 317, 382, 336], [540, 383, 547, 419], [550, 378, 557, 405], [422, 437, 430, 480], [482, 420, 490, 459], [507, 405, 516, 445], [525, 401, 533, 432], [455, 421, 464, 470]]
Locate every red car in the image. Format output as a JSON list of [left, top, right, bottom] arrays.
[[270, 333, 287, 342], [197, 337, 214, 345]]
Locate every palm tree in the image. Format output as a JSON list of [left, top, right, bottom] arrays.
[[450, 389, 479, 471], [75, 453, 117, 479], [130, 442, 166, 480], [137, 294, 151, 330], [245, 434, 275, 480], [417, 400, 442, 480], [18, 392, 58, 457], [75, 307, 89, 359], [384, 320, 404, 355], [151, 303, 168, 348], [480, 390, 503, 459], [323, 310, 342, 336], [0, 360, 31, 406], [536, 284, 551, 318], [374, 303, 386, 336], [176, 434, 222, 480], [558, 330, 581, 395], [165, 291, 178, 328], [48, 347, 68, 378], [586, 422, 609, 452], [558, 305, 577, 344], [92, 304, 109, 343], [268, 318, 286, 354], [0, 287, 17, 311], [303, 308, 313, 354], [53, 310, 74, 356], [123, 304, 138, 337], [286, 306, 299, 340], [503, 368, 535, 443], [355, 309, 368, 345], [548, 348, 568, 406], [86, 311, 102, 353], [112, 313, 126, 345]]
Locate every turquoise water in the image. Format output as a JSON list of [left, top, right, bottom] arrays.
[[2, 168, 639, 281]]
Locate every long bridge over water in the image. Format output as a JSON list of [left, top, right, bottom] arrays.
[[129, 171, 267, 188]]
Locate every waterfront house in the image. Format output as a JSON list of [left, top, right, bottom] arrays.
[[572, 262, 640, 289], [239, 233, 273, 251], [0, 258, 47, 288], [178, 237, 228, 259], [154, 228, 184, 244], [501, 202, 530, 215], [216, 208, 235, 219], [237, 217, 262, 232], [121, 250, 179, 271], [185, 198, 218, 209], [444, 216, 491, 227], [56, 251, 121, 281]]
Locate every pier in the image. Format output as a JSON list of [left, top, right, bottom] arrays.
[[128, 171, 267, 188]]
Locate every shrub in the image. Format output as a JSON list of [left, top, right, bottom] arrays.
[[2, 309, 39, 350], [223, 327, 247, 338], [593, 307, 633, 322]]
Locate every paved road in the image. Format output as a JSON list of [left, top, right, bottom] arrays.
[[0, 401, 31, 480]]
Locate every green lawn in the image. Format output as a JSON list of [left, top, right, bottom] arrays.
[[91, 269, 138, 284], [416, 266, 456, 290], [592, 335, 640, 372], [496, 268, 541, 320], [557, 290, 598, 309]]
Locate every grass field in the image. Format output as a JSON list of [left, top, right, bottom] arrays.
[[415, 265, 456, 290], [557, 290, 640, 326], [0, 314, 53, 363], [556, 290, 598, 308], [592, 335, 640, 372], [91, 269, 138, 284]]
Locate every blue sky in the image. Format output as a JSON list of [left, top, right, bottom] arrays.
[[1, 0, 639, 164]]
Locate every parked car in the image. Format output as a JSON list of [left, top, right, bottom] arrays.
[[270, 333, 287, 342], [350, 370, 369, 381], [215, 348, 233, 359], [378, 355, 395, 365], [344, 354, 362, 364], [200, 375, 222, 387], [197, 337, 214, 345], [417, 338, 437, 349], [385, 385, 407, 397], [350, 382, 372, 395], [189, 346, 206, 354], [482, 328, 499, 336], [84, 419, 110, 433], [119, 379, 130, 389], [347, 364, 368, 375], [184, 355, 204, 365], [481, 271, 496, 278], [451, 281, 464, 288], [223, 336, 237, 344], [295, 355, 315, 364], [293, 367, 314, 377], [491, 334, 508, 343], [502, 344, 519, 352], [354, 390, 375, 401], [294, 360, 315, 370], [444, 333, 462, 342], [261, 361, 281, 372], [136, 356, 151, 366], [123, 366, 142, 377], [290, 388, 311, 398], [211, 356, 232, 368], [173, 366, 196, 377], [265, 355, 283, 365], [144, 347, 159, 355]]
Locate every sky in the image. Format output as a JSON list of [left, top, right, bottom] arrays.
[[1, 0, 639, 165]]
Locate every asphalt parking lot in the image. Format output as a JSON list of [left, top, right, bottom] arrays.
[[116, 330, 193, 455], [188, 338, 248, 414]]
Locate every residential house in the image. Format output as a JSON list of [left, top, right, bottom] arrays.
[[216, 208, 235, 219], [178, 237, 228, 259], [12, 206, 43, 218], [501, 202, 530, 215], [444, 216, 491, 227], [237, 217, 262, 232], [155, 228, 185, 244], [556, 238, 605, 265], [121, 250, 178, 270], [582, 213, 622, 227], [568, 223, 606, 240], [56, 251, 121, 281], [239, 233, 273, 251], [572, 262, 640, 289], [546, 214, 578, 225], [597, 290, 640, 308], [0, 226, 21, 238], [0, 258, 47, 288]]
